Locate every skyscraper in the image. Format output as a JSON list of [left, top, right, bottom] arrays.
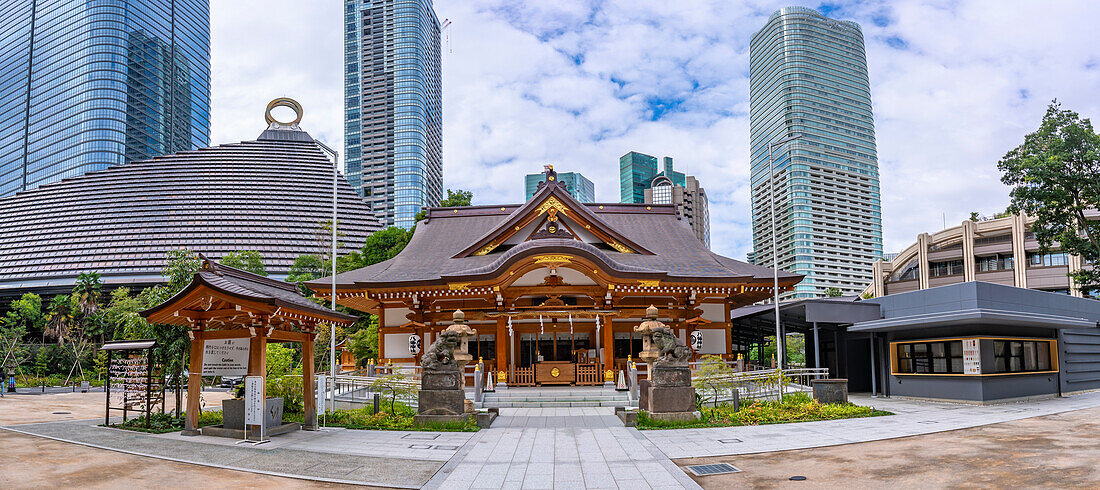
[[645, 175, 710, 249], [750, 6, 883, 298], [619, 151, 684, 204], [524, 171, 594, 202], [344, 0, 443, 229], [0, 0, 211, 198]]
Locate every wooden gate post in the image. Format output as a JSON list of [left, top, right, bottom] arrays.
[[184, 327, 204, 435]]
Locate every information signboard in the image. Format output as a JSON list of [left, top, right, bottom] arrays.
[[244, 376, 264, 426], [202, 339, 250, 376], [316, 374, 326, 416], [963, 339, 981, 375]]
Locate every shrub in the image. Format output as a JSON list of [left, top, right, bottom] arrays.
[[637, 392, 891, 430], [307, 402, 477, 432], [267, 375, 304, 414]]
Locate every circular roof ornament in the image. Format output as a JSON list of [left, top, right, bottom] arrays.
[[265, 97, 303, 127]]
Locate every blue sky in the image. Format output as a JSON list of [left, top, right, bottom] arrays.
[[209, 0, 1100, 261]]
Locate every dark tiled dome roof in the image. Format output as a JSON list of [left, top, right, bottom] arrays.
[[0, 127, 380, 295]]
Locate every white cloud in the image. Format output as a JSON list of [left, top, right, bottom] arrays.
[[210, 0, 1100, 265]]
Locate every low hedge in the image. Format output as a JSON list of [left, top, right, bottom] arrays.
[[637, 392, 891, 429], [106, 410, 223, 434], [298, 402, 479, 432]]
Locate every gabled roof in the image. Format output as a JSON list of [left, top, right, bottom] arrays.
[[143, 254, 357, 325], [307, 170, 801, 292]]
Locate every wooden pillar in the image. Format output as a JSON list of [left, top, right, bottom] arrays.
[[496, 317, 507, 375], [377, 308, 386, 362], [184, 325, 204, 435], [601, 315, 614, 373], [302, 328, 316, 430]]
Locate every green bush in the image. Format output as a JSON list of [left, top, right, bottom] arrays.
[[301, 402, 477, 432], [109, 410, 223, 433], [637, 392, 891, 430], [267, 375, 304, 414]]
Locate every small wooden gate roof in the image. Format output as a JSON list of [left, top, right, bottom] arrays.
[[142, 254, 356, 329]]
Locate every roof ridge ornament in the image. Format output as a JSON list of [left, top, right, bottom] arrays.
[[265, 97, 303, 129]]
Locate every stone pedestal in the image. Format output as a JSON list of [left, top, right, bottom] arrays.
[[638, 380, 651, 411], [416, 371, 466, 420], [650, 366, 690, 386], [647, 386, 696, 413], [812, 378, 849, 404], [645, 365, 698, 422]]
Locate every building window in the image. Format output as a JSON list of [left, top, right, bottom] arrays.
[[895, 340, 964, 374], [977, 255, 1014, 272], [1027, 252, 1068, 267], [993, 340, 1053, 373], [929, 259, 964, 277], [652, 183, 672, 204]]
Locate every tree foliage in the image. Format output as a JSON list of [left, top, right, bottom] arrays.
[[346, 318, 379, 367], [219, 251, 267, 276], [824, 287, 842, 298], [692, 355, 735, 407], [999, 101, 1100, 293]]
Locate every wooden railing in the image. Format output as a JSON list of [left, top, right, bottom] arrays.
[[575, 363, 601, 385], [512, 367, 534, 386]]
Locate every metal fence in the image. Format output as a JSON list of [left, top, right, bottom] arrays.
[[690, 367, 830, 405]]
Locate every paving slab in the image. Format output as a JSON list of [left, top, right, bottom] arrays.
[[1, 418, 469, 488]]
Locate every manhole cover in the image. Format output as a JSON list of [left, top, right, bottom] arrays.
[[790, 476, 807, 481], [52, 411, 71, 415], [408, 444, 434, 449], [685, 463, 741, 476]]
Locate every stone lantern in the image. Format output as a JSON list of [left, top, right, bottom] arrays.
[[634, 305, 663, 365], [444, 309, 477, 367]]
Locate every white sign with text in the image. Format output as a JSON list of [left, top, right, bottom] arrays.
[[201, 339, 250, 376], [244, 376, 263, 426], [962, 339, 981, 375]]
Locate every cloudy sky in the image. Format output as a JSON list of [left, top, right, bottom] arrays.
[[209, 0, 1100, 261]]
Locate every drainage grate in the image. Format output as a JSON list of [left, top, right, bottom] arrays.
[[408, 444, 434, 449], [718, 438, 742, 444], [52, 411, 71, 415], [685, 463, 741, 476], [402, 433, 440, 440]]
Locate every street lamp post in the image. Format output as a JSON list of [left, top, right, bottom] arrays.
[[314, 140, 339, 414], [767, 133, 802, 370]]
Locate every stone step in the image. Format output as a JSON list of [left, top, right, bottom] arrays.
[[483, 394, 628, 402], [484, 400, 636, 408]]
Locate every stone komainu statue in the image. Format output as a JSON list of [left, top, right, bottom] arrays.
[[651, 326, 691, 368], [420, 330, 462, 371]]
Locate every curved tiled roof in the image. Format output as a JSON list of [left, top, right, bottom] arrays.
[[312, 177, 799, 290], [0, 126, 381, 295]]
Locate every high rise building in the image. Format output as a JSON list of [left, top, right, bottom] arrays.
[[0, 0, 211, 198], [619, 151, 684, 204], [524, 171, 594, 202], [344, 0, 443, 229], [645, 174, 710, 248], [749, 6, 883, 299]]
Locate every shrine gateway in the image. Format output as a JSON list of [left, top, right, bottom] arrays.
[[307, 167, 800, 386]]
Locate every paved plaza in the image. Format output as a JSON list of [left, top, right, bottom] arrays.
[[3, 390, 1100, 488]]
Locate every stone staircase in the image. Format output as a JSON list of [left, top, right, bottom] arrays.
[[481, 386, 635, 408]]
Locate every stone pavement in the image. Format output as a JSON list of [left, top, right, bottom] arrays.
[[644, 390, 1100, 459], [1, 418, 468, 488], [424, 407, 701, 489]]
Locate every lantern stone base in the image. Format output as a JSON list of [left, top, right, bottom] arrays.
[[646, 385, 696, 413]]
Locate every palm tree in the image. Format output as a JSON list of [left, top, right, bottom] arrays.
[[72, 272, 102, 318], [44, 295, 75, 345]]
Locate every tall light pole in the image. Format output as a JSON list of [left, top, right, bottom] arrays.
[[314, 139, 339, 413], [767, 133, 802, 370]]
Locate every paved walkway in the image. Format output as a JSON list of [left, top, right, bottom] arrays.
[[1, 418, 470, 488], [644, 390, 1100, 459], [424, 408, 700, 489]]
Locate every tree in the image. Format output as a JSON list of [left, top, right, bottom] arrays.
[[72, 272, 102, 318], [999, 101, 1100, 293], [370, 372, 418, 413], [360, 227, 413, 265], [43, 295, 75, 345], [346, 319, 379, 367], [266, 343, 296, 378], [692, 355, 735, 407], [415, 188, 473, 222], [163, 249, 202, 293], [219, 251, 267, 276], [969, 211, 981, 222], [3, 293, 43, 338], [824, 287, 843, 298]]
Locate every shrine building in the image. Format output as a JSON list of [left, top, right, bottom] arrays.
[[308, 167, 801, 386]]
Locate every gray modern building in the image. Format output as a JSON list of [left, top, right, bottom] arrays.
[[0, 112, 380, 298], [645, 174, 710, 249], [750, 6, 883, 299], [524, 170, 594, 203], [343, 0, 443, 229], [0, 0, 211, 198], [731, 282, 1100, 403]]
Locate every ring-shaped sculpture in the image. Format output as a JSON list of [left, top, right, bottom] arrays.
[[265, 97, 303, 126]]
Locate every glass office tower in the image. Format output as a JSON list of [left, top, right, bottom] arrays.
[[749, 6, 883, 298], [344, 0, 443, 229], [524, 171, 594, 202], [0, 0, 210, 198], [619, 151, 684, 204]]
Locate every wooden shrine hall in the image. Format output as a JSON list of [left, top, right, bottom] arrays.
[[142, 255, 356, 434], [308, 166, 802, 386]]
